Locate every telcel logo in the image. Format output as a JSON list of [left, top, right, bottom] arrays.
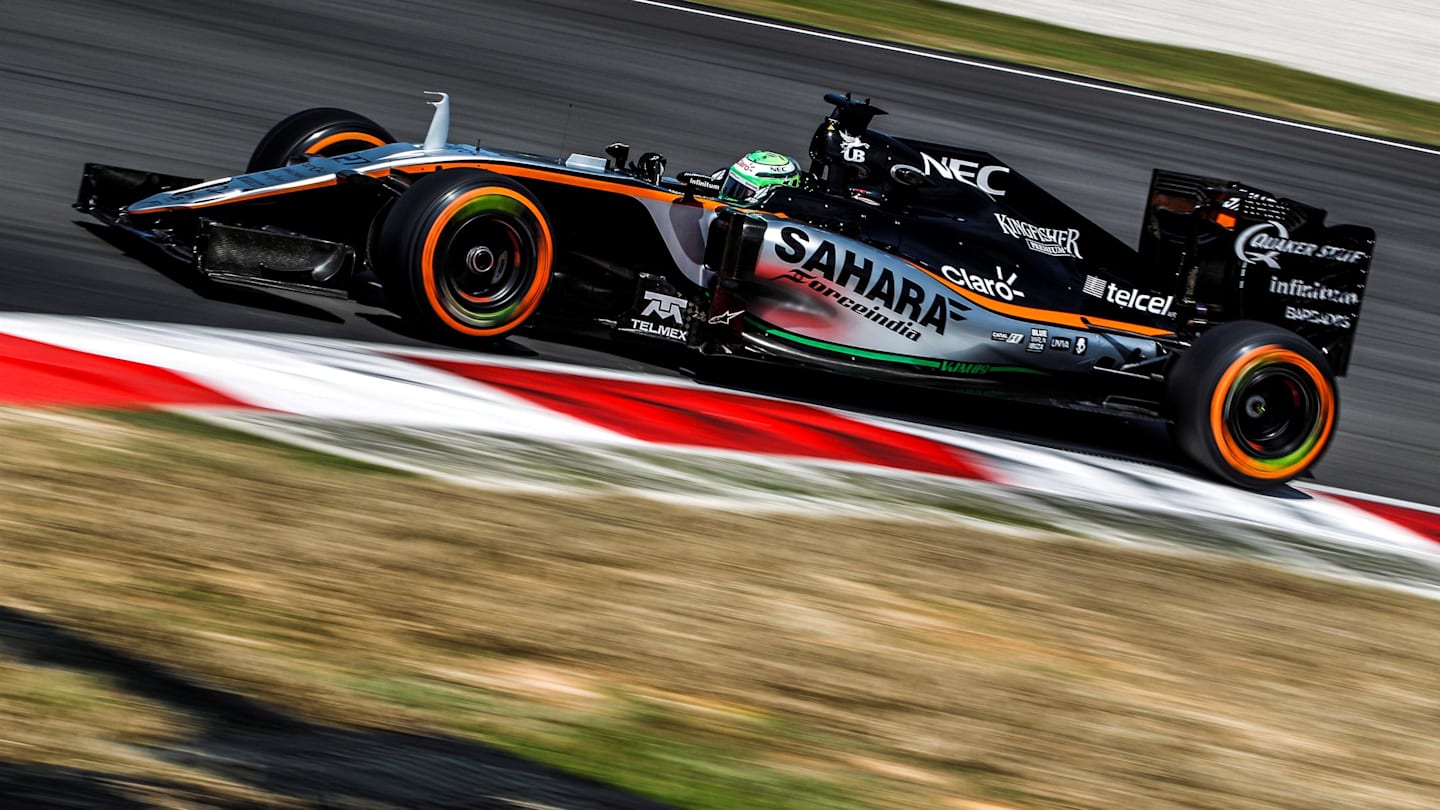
[[1083, 275, 1173, 315]]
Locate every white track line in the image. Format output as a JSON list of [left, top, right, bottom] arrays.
[[629, 0, 1440, 158], [1300, 483, 1440, 516]]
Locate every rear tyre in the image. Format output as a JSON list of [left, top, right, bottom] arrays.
[[1167, 321, 1338, 489], [377, 169, 553, 340], [246, 107, 394, 172]]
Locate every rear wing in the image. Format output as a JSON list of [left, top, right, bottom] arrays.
[[1139, 170, 1374, 375]]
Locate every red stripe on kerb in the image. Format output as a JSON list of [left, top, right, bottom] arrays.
[[409, 357, 993, 480], [0, 333, 245, 408], [1326, 494, 1440, 545]]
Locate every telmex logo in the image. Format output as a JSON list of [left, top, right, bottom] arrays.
[[1235, 222, 1368, 268], [918, 153, 1010, 196], [640, 291, 687, 324]]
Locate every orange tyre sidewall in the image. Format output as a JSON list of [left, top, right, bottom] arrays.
[[419, 186, 552, 337], [1208, 345, 1335, 480], [305, 131, 387, 155]]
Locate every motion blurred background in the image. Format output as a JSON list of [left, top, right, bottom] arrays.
[[2, 2, 1439, 808], [953, 0, 1440, 101]]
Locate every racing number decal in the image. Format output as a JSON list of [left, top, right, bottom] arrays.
[[1209, 345, 1335, 480], [419, 186, 553, 337]]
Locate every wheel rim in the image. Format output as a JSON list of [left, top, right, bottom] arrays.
[[420, 187, 552, 336], [1211, 345, 1335, 479], [441, 215, 531, 314], [1229, 365, 1319, 459]]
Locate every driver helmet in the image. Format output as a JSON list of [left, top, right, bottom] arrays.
[[720, 150, 801, 204]]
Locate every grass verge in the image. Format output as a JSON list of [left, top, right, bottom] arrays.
[[3, 407, 1440, 807], [702, 0, 1440, 146]]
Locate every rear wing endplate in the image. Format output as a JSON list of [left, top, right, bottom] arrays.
[[1139, 170, 1374, 375]]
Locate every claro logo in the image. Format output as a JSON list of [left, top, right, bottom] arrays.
[[941, 265, 1026, 301]]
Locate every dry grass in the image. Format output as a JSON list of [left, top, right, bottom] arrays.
[[1, 408, 1439, 808], [706, 0, 1440, 147]]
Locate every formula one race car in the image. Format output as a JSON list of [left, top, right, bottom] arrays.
[[76, 92, 1374, 488]]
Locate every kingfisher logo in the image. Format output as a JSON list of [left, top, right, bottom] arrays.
[[994, 213, 1082, 259]]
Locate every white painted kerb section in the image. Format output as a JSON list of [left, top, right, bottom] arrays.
[[947, 1, 1440, 103]]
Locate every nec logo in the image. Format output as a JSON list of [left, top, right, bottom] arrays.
[[640, 291, 687, 323], [918, 153, 1010, 196]]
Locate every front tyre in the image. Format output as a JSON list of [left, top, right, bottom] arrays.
[[246, 107, 395, 172], [1168, 321, 1338, 489], [377, 169, 553, 340]]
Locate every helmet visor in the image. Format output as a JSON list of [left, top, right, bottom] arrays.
[[720, 171, 763, 203]]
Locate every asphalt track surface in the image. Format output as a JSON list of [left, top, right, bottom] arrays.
[[2, 0, 1437, 504]]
